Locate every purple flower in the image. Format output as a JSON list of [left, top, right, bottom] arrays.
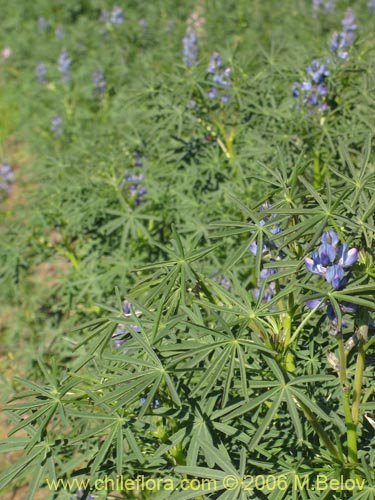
[[318, 242, 336, 266], [292, 83, 300, 97], [305, 297, 358, 322], [36, 62, 46, 83], [337, 243, 358, 267], [305, 251, 327, 275], [55, 25, 64, 39], [38, 17, 47, 32], [249, 202, 280, 255], [72, 489, 93, 500], [254, 281, 276, 302], [301, 81, 313, 91], [0, 160, 13, 193], [112, 300, 141, 348], [186, 99, 197, 109], [307, 60, 329, 84], [330, 32, 339, 51], [58, 49, 71, 82], [325, 264, 345, 289], [122, 171, 146, 207], [317, 84, 327, 96], [207, 52, 222, 73], [313, 0, 335, 12], [182, 26, 198, 67], [341, 8, 357, 33], [110, 6, 124, 25], [369, 0, 375, 10], [305, 230, 358, 290], [50, 114, 63, 138], [259, 267, 277, 281], [133, 151, 142, 167], [206, 52, 232, 102]]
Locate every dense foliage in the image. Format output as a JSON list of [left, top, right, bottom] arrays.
[[1, 0, 375, 499]]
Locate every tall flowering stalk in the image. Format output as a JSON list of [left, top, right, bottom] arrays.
[[304, 230, 373, 464], [50, 114, 63, 138], [36, 62, 46, 83], [292, 9, 357, 114], [58, 49, 71, 82], [330, 8, 357, 60], [249, 202, 282, 304], [120, 152, 147, 209], [182, 3, 205, 67], [292, 59, 330, 113], [206, 52, 232, 103], [112, 300, 141, 349]]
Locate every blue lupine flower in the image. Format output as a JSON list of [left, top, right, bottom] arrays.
[[249, 202, 280, 255], [140, 397, 160, 408], [322, 229, 340, 246], [305, 230, 358, 289], [206, 52, 232, 102], [292, 83, 300, 97], [307, 60, 329, 84], [207, 52, 222, 73], [186, 99, 197, 109], [341, 8, 357, 33], [58, 49, 71, 82], [306, 298, 358, 322], [110, 6, 124, 24], [112, 300, 141, 348], [325, 264, 345, 289], [93, 68, 106, 94], [133, 151, 142, 167], [313, 0, 335, 12], [337, 243, 358, 267], [55, 25, 64, 39], [182, 26, 198, 67], [301, 81, 312, 91], [330, 32, 339, 52], [330, 9, 357, 60], [0, 161, 14, 193], [38, 17, 47, 31], [292, 59, 329, 113], [50, 114, 63, 138], [369, 0, 375, 10], [318, 242, 336, 266], [36, 62, 46, 83], [70, 489, 93, 500], [305, 251, 328, 275], [213, 274, 231, 290], [317, 83, 327, 96]]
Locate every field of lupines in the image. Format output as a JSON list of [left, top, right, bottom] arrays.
[[1, 0, 375, 499]]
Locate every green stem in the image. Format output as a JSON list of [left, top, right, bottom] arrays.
[[296, 397, 343, 462], [352, 339, 366, 426], [337, 336, 357, 463], [313, 152, 321, 188], [352, 309, 369, 426]]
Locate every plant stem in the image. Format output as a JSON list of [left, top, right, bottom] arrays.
[[352, 309, 369, 426], [296, 397, 343, 462], [337, 335, 357, 463]]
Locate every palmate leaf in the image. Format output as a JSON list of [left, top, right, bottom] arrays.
[[174, 442, 256, 500]]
